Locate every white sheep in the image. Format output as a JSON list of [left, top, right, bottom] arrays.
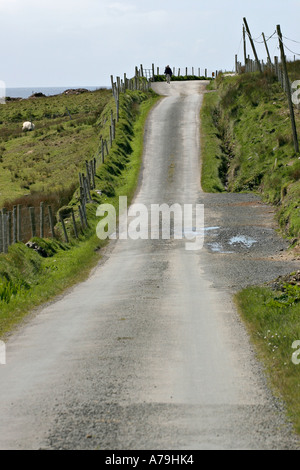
[[22, 121, 35, 132]]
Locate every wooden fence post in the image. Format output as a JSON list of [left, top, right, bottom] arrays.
[[82, 173, 87, 204], [277, 24, 299, 154], [89, 160, 94, 190], [243, 25, 247, 66], [17, 205, 21, 242], [93, 158, 96, 178], [101, 139, 105, 164], [78, 205, 86, 230], [274, 56, 279, 77], [85, 160, 91, 190], [109, 126, 113, 147], [81, 203, 88, 227], [243, 17, 262, 73], [40, 202, 44, 238], [83, 175, 92, 203], [59, 212, 69, 243], [262, 32, 272, 64], [1, 209, 7, 254], [7, 211, 12, 247], [79, 173, 84, 203], [91, 159, 96, 189], [71, 209, 78, 239], [29, 207, 36, 238]]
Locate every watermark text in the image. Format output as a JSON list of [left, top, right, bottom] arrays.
[[96, 197, 205, 251], [0, 341, 6, 365]]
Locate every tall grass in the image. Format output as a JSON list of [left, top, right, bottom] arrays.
[[0, 278, 27, 304]]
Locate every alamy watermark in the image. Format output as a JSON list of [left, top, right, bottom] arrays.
[[0, 341, 6, 365], [292, 341, 300, 365], [0, 81, 6, 105], [96, 197, 205, 251]]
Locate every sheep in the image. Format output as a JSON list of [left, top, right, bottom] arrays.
[[22, 121, 35, 132]]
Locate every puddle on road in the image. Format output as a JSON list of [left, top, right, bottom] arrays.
[[229, 235, 257, 248]]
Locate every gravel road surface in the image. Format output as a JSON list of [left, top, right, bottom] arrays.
[[0, 81, 299, 450]]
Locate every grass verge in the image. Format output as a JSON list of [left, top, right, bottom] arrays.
[[235, 279, 300, 434], [0, 90, 160, 339]]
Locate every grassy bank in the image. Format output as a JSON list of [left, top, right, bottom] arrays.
[[201, 68, 300, 434], [0, 89, 160, 338], [201, 69, 300, 240]]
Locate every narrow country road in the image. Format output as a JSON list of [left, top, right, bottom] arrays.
[[0, 81, 299, 450]]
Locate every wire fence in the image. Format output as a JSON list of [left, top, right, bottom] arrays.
[[0, 63, 218, 254], [235, 20, 300, 153], [0, 203, 55, 253], [0, 65, 150, 253]]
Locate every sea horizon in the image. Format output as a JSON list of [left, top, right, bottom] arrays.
[[6, 85, 111, 99]]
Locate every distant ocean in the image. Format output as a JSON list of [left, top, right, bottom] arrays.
[[6, 86, 110, 99]]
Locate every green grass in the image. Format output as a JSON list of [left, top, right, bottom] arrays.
[[0, 89, 160, 338], [236, 284, 300, 434]]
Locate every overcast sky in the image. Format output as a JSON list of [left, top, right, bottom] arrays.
[[1, 0, 300, 88]]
